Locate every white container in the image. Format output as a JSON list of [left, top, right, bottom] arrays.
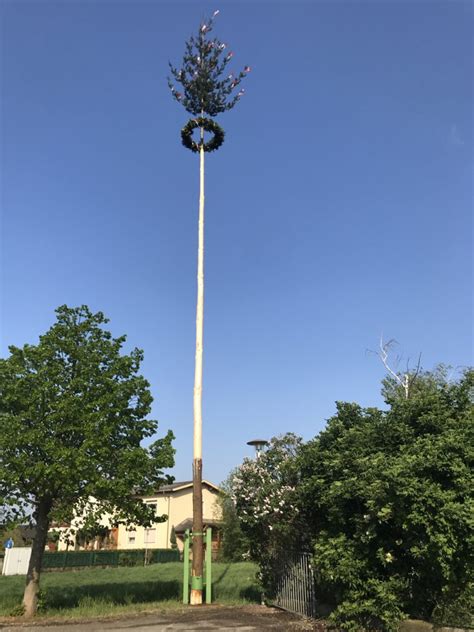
[[2, 547, 32, 576]]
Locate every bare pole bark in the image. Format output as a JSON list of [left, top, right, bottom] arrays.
[[191, 124, 205, 606]]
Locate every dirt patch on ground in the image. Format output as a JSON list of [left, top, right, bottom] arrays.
[[0, 604, 327, 631]]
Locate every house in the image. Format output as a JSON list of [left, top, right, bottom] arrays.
[[117, 480, 222, 553], [56, 480, 222, 553]]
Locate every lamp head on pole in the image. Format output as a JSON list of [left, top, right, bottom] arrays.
[[246, 439, 268, 459]]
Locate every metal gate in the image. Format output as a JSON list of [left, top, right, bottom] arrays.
[[271, 551, 317, 618]]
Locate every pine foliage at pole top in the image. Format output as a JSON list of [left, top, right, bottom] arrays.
[[167, 9, 250, 117]]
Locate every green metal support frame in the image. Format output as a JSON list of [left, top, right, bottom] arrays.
[[205, 526, 212, 603], [183, 528, 190, 604], [182, 527, 212, 604]]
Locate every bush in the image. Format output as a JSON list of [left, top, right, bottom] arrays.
[[431, 582, 474, 629], [118, 550, 144, 567], [228, 369, 473, 630], [118, 549, 179, 566], [299, 368, 474, 631]]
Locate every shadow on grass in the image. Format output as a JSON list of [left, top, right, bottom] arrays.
[[212, 563, 232, 587], [239, 585, 261, 602], [44, 580, 181, 609]]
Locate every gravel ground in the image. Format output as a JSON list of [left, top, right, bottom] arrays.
[[0, 605, 327, 631]]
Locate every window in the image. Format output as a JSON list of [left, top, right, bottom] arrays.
[[144, 529, 156, 545], [128, 531, 137, 545], [146, 502, 157, 515]]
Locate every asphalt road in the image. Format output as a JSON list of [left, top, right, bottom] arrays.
[[0, 605, 322, 631]]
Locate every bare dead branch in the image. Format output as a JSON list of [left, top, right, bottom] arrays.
[[370, 336, 422, 399]]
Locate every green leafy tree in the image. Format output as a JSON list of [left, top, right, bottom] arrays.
[[170, 525, 177, 550], [217, 471, 249, 562], [46, 530, 60, 543], [75, 524, 110, 550], [0, 305, 175, 616], [167, 10, 249, 116], [298, 368, 474, 630]]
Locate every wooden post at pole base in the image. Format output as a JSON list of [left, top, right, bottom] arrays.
[[191, 457, 203, 604]]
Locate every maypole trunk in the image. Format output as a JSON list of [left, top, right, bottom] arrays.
[[191, 133, 205, 606], [168, 9, 249, 605]]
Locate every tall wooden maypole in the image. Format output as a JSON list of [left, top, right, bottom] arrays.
[[168, 10, 250, 605], [191, 134, 205, 605]]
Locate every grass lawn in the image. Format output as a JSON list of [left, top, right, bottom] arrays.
[[0, 562, 260, 619]]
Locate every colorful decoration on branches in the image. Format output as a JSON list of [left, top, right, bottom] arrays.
[[168, 10, 250, 152]]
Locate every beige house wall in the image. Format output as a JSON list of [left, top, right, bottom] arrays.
[[56, 502, 114, 552], [117, 484, 221, 550], [55, 483, 221, 552]]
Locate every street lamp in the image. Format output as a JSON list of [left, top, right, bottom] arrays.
[[247, 439, 268, 459]]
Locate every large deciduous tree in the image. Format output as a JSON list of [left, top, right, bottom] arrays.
[[0, 305, 175, 616]]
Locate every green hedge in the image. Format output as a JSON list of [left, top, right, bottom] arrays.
[[42, 548, 179, 569], [118, 549, 180, 566]]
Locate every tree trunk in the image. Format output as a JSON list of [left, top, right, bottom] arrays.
[[191, 138, 205, 606], [23, 499, 51, 617]]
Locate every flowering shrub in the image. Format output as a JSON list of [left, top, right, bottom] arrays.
[[230, 434, 304, 593], [228, 370, 473, 630]]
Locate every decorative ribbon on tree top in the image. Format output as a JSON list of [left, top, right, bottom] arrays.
[[168, 10, 250, 606], [168, 9, 250, 151]]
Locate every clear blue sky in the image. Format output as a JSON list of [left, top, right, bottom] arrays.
[[1, 1, 472, 485]]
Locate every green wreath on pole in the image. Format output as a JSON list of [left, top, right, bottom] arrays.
[[181, 117, 225, 153]]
